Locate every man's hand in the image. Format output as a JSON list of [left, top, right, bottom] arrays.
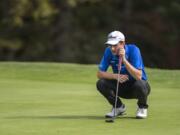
[[118, 47, 126, 62], [116, 74, 129, 83]]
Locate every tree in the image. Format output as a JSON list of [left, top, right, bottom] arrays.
[[0, 0, 179, 68]]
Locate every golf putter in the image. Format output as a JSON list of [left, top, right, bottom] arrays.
[[106, 57, 122, 123], [114, 57, 122, 116]]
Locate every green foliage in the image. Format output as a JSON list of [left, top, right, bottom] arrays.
[[0, 0, 57, 27], [0, 38, 22, 50], [0, 0, 179, 68]]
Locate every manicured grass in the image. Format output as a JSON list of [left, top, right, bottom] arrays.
[[0, 62, 179, 135]]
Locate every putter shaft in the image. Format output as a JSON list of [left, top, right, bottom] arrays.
[[114, 57, 122, 119]]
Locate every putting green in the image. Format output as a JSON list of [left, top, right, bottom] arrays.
[[0, 62, 179, 135]]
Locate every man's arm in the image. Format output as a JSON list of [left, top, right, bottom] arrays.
[[119, 46, 142, 80], [123, 59, 142, 80], [97, 70, 129, 83], [97, 70, 116, 80]]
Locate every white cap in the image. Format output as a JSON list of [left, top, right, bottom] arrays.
[[105, 31, 125, 45]]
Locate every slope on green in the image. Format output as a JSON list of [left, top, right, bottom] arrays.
[[0, 62, 179, 135]]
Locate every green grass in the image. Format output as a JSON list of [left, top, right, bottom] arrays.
[[0, 62, 180, 135]]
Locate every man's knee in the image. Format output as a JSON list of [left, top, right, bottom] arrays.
[[133, 80, 150, 96], [96, 79, 106, 91]]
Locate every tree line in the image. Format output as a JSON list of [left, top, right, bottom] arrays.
[[0, 0, 179, 69]]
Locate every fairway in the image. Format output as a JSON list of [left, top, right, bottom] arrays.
[[0, 62, 179, 135]]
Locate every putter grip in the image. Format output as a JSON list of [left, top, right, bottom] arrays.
[[118, 57, 122, 72]]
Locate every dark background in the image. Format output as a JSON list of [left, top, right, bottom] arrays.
[[0, 0, 179, 69]]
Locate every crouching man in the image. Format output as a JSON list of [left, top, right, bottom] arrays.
[[96, 31, 151, 119]]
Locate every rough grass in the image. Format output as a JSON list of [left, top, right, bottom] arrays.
[[0, 62, 179, 135]]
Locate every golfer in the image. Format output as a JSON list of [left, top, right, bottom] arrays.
[[96, 31, 151, 119]]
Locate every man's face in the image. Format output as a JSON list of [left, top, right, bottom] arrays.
[[109, 41, 125, 55]]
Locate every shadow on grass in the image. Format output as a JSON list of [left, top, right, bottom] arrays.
[[5, 115, 136, 120]]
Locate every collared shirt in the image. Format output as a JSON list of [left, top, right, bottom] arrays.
[[98, 44, 147, 81]]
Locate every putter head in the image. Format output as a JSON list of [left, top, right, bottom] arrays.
[[105, 117, 115, 123]]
